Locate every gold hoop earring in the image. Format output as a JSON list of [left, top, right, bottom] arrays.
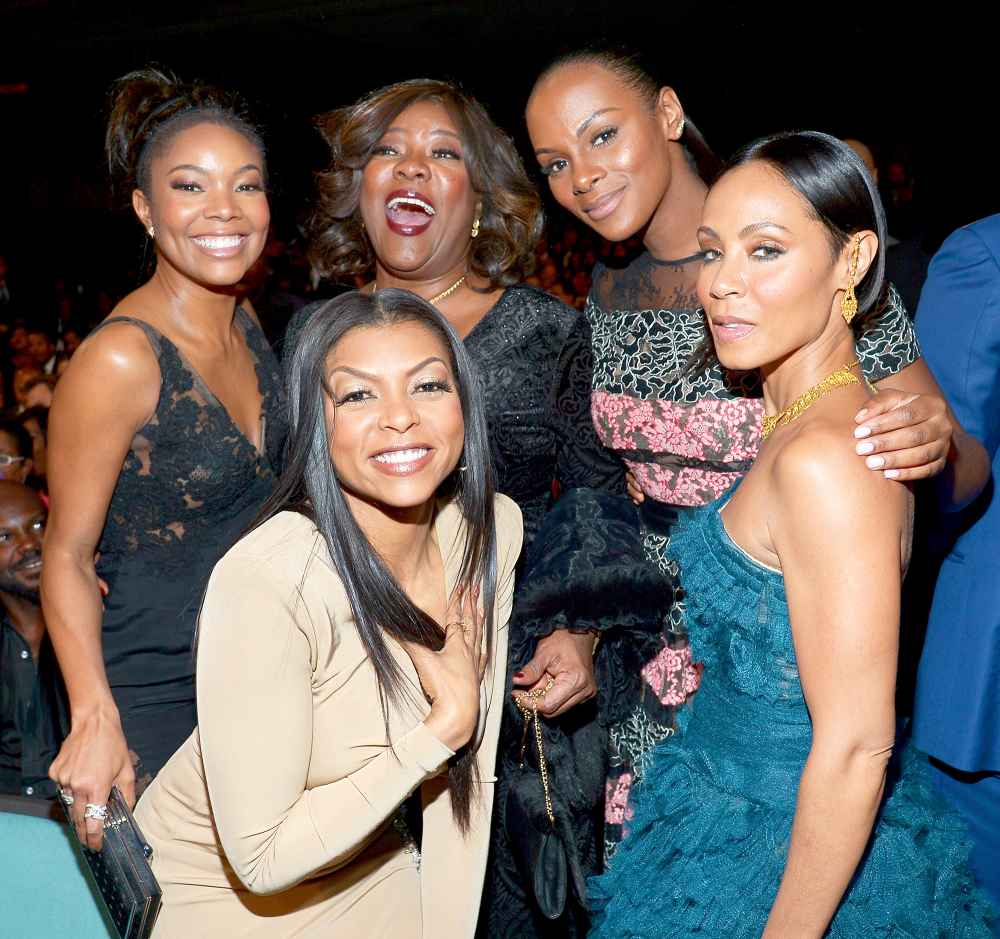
[[471, 216, 480, 239], [842, 236, 861, 324]]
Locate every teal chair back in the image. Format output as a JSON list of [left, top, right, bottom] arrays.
[[0, 796, 117, 938]]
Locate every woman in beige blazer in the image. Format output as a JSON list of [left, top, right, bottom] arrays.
[[135, 288, 523, 938]]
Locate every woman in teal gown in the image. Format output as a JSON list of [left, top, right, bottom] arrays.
[[589, 131, 994, 938]]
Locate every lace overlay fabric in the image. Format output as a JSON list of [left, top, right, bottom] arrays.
[[587, 254, 921, 506], [463, 285, 624, 544], [92, 308, 286, 776]]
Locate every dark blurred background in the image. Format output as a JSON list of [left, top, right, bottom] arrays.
[[0, 0, 992, 315]]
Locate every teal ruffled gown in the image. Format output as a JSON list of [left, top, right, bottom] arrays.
[[589, 494, 994, 938]]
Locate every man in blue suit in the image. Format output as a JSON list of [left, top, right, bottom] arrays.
[[913, 213, 1000, 907]]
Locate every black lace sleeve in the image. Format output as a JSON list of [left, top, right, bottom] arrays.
[[856, 282, 922, 382], [551, 314, 626, 494]]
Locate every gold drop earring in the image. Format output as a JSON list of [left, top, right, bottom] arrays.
[[471, 216, 480, 239], [842, 236, 861, 324]]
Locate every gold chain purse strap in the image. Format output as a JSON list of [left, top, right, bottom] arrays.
[[516, 677, 557, 825]]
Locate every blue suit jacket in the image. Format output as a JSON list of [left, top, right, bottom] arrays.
[[912, 214, 1000, 772]]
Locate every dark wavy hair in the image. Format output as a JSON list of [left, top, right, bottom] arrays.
[[729, 131, 887, 323], [255, 288, 497, 831], [309, 79, 542, 288], [105, 66, 266, 200], [533, 45, 722, 185]]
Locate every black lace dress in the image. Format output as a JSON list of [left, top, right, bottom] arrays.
[[90, 308, 286, 785]]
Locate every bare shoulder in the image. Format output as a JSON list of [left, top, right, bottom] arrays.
[[53, 316, 160, 422], [770, 416, 908, 531]]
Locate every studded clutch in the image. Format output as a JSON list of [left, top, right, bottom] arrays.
[[59, 785, 161, 938]]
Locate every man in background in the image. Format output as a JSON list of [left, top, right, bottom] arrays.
[[911, 213, 1000, 908], [0, 481, 65, 798]]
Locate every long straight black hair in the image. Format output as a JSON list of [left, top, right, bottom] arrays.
[[257, 288, 497, 831]]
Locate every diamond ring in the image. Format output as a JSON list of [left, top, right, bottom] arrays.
[[84, 802, 108, 821], [59, 789, 75, 806]]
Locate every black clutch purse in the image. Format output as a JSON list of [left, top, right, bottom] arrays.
[[59, 786, 162, 939], [505, 683, 586, 921]]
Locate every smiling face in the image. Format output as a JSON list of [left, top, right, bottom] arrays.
[[132, 121, 270, 290], [324, 319, 465, 517], [359, 100, 479, 279], [0, 482, 46, 602], [696, 161, 863, 372], [526, 63, 676, 243]]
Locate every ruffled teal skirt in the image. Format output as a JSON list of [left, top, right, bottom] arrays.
[[589, 743, 994, 937]]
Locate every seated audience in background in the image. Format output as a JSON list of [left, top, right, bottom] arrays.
[[12, 366, 43, 411], [7, 329, 35, 372], [912, 212, 1000, 908], [0, 481, 65, 798], [20, 375, 56, 411], [25, 329, 57, 375], [60, 328, 83, 357], [0, 419, 34, 485], [15, 407, 48, 490]]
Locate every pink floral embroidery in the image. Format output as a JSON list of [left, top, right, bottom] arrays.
[[591, 391, 765, 506], [641, 644, 701, 705], [605, 772, 635, 825]]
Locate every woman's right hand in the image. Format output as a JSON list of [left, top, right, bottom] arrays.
[[49, 705, 135, 850], [405, 589, 484, 752]]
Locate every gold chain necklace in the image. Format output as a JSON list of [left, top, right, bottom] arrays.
[[762, 360, 861, 439], [370, 273, 467, 305], [429, 274, 466, 305]]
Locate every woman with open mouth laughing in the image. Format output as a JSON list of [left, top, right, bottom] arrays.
[[42, 67, 287, 851], [294, 79, 641, 938]]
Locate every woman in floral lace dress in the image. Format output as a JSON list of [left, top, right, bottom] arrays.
[[524, 48, 990, 865]]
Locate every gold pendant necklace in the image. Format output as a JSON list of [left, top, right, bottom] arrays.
[[761, 360, 861, 439], [428, 274, 466, 305]]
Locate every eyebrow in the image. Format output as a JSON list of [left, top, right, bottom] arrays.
[[698, 221, 792, 239], [329, 356, 449, 381], [167, 163, 263, 175], [382, 127, 462, 142], [534, 107, 622, 156]]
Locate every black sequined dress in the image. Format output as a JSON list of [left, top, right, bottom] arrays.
[[90, 308, 286, 784]]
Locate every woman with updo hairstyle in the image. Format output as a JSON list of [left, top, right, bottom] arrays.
[[42, 67, 287, 848]]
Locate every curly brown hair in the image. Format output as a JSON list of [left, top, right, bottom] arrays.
[[309, 79, 542, 289]]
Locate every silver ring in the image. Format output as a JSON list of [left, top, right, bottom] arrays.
[[84, 803, 108, 821], [59, 789, 75, 806]]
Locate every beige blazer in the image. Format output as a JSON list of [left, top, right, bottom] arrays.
[[135, 494, 522, 938]]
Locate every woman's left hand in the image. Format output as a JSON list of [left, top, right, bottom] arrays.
[[852, 387, 952, 481], [512, 629, 597, 718]]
